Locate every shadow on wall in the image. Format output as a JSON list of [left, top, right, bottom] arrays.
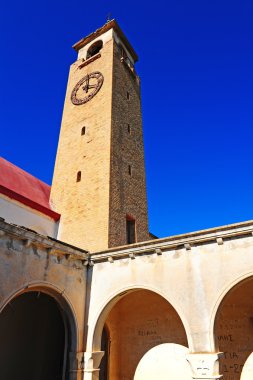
[[215, 277, 253, 380], [98, 289, 189, 380]]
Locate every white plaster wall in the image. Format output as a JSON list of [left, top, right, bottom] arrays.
[[86, 228, 253, 354], [0, 195, 59, 237]]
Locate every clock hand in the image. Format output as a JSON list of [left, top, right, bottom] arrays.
[[82, 76, 90, 93], [82, 83, 96, 92]]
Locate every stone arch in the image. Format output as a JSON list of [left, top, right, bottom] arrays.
[[212, 273, 253, 380], [86, 40, 103, 59], [91, 285, 191, 352], [0, 282, 78, 380], [90, 286, 190, 380], [210, 271, 253, 351]]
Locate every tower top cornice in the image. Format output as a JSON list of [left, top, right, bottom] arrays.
[[72, 19, 138, 62]]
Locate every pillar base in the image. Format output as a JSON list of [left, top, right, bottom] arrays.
[[83, 369, 100, 380]]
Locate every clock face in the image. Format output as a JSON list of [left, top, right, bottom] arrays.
[[71, 71, 104, 105]]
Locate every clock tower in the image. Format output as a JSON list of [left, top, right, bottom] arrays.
[[50, 20, 149, 251]]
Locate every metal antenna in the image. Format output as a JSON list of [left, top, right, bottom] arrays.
[[106, 13, 111, 23]]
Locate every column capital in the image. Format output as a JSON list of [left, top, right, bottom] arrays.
[[186, 352, 223, 379], [83, 351, 104, 380]]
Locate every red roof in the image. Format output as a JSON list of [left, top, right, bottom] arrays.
[[0, 157, 60, 221]]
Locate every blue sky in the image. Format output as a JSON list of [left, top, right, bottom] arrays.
[[0, 0, 253, 237]]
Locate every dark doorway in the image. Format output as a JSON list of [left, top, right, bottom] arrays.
[[99, 326, 109, 380], [0, 291, 66, 380]]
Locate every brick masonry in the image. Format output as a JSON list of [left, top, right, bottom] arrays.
[[109, 40, 149, 247]]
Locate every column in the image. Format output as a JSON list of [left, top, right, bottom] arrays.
[[83, 351, 104, 380]]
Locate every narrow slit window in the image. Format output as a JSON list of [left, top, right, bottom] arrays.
[[126, 217, 136, 244], [81, 126, 86, 135], [127, 91, 130, 100], [76, 171, 81, 182], [128, 165, 132, 176], [127, 124, 131, 134]]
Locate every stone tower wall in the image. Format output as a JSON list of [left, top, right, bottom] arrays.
[[50, 26, 149, 251], [108, 40, 149, 246], [50, 37, 114, 251]]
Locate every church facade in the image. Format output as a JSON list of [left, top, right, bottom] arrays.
[[1, 20, 253, 380]]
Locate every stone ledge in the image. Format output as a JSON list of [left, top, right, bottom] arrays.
[[90, 220, 253, 262], [78, 53, 101, 69], [0, 219, 89, 261]]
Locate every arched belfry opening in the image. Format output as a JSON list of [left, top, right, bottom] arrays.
[[214, 277, 253, 380], [86, 40, 103, 59], [97, 289, 189, 380], [0, 291, 75, 380]]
